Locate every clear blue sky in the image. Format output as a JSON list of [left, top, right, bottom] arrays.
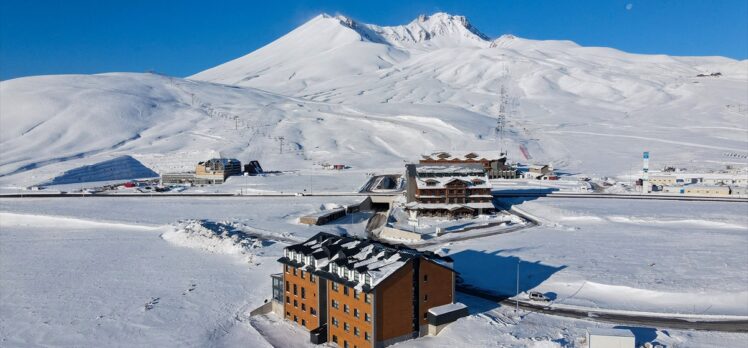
[[1, 0, 746, 80]]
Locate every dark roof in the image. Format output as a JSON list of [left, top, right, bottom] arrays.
[[278, 232, 454, 291]]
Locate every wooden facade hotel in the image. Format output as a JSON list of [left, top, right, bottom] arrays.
[[405, 163, 496, 217]]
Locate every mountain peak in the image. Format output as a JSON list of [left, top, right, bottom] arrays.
[[361, 12, 489, 47]]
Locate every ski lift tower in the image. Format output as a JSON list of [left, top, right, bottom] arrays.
[[496, 85, 508, 157]]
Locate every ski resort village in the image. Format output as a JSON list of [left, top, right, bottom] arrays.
[[1, 7, 747, 348]]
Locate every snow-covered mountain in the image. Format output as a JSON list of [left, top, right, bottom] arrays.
[[1, 13, 746, 187]]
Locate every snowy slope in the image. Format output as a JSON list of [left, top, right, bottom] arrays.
[[1, 12, 747, 187], [192, 12, 748, 174], [0, 73, 501, 187]]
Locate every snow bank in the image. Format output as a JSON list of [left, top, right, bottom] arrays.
[[0, 211, 159, 231], [162, 220, 266, 264]]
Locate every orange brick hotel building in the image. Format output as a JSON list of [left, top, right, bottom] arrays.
[[273, 232, 457, 348]]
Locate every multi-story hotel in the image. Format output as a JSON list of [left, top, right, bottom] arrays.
[[271, 232, 457, 348], [404, 163, 495, 217]]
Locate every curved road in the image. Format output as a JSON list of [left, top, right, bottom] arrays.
[[456, 285, 748, 333]]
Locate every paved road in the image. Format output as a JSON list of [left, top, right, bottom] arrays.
[[493, 192, 748, 203], [2, 191, 745, 203], [456, 285, 748, 333]]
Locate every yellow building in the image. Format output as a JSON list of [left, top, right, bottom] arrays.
[[683, 185, 731, 196]]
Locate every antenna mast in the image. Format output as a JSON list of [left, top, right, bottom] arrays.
[[496, 84, 508, 156]]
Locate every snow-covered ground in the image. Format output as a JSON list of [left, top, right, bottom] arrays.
[[0, 197, 370, 239], [441, 197, 748, 316], [0, 213, 274, 347], [2, 197, 746, 347]]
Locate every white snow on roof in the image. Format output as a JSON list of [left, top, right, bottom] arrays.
[[367, 257, 407, 287], [416, 175, 491, 189], [342, 240, 361, 249], [415, 164, 485, 174], [428, 302, 466, 316], [422, 151, 505, 161], [405, 202, 495, 210], [587, 328, 634, 337]]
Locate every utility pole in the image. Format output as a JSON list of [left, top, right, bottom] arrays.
[[278, 136, 285, 154], [515, 261, 520, 312]]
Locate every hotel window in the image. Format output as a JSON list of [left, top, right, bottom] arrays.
[[301, 303, 306, 311], [354, 327, 360, 337], [286, 311, 290, 317], [285, 264, 289, 273], [293, 267, 297, 276], [286, 296, 290, 304], [344, 341, 348, 348], [293, 299, 297, 307], [300, 270, 305, 279], [365, 293, 372, 304], [365, 332, 371, 341], [301, 287, 306, 299], [285, 281, 290, 292], [294, 315, 298, 322], [310, 274, 316, 283], [353, 308, 359, 318], [364, 313, 371, 322], [353, 290, 360, 299], [293, 284, 297, 295], [344, 322, 350, 332], [310, 307, 317, 316], [302, 319, 306, 327], [343, 304, 349, 313], [424, 294, 428, 302], [423, 312, 428, 319], [343, 286, 349, 296], [332, 317, 339, 327], [332, 300, 339, 309], [423, 274, 428, 282], [332, 282, 339, 292], [332, 335, 338, 343], [331, 264, 338, 274]]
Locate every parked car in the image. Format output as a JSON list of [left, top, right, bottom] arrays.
[[528, 291, 549, 302]]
